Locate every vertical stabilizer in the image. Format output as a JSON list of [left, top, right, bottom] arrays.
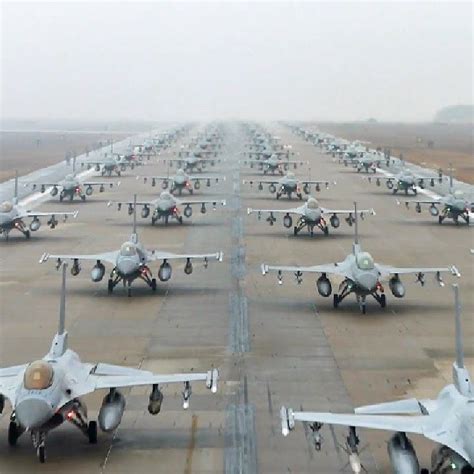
[[48, 263, 68, 358], [452, 284, 472, 396], [352, 202, 360, 255], [13, 170, 19, 205], [131, 194, 138, 244], [58, 262, 66, 335]]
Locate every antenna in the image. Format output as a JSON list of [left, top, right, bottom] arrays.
[[453, 284, 464, 369], [59, 262, 67, 335]]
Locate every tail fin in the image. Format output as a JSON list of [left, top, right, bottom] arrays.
[[13, 170, 19, 205], [131, 194, 138, 243], [48, 263, 68, 358], [452, 284, 471, 396], [351, 202, 360, 255]]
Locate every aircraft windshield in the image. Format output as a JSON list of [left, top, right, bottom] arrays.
[[176, 169, 185, 175], [356, 252, 375, 270], [287, 172, 295, 179], [24, 361, 54, 390], [307, 198, 319, 209], [453, 190, 464, 199], [65, 174, 74, 181], [0, 201, 13, 213], [120, 242, 137, 257]]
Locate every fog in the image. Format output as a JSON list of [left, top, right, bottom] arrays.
[[1, 1, 472, 122]]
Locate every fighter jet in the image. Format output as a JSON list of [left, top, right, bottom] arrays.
[[242, 154, 306, 175], [400, 170, 473, 225], [243, 172, 333, 200], [261, 203, 460, 312], [0, 174, 78, 240], [142, 168, 224, 196], [82, 154, 140, 177], [248, 197, 374, 236], [40, 197, 223, 295], [343, 151, 383, 173], [280, 285, 473, 474], [0, 264, 218, 462], [109, 191, 226, 226], [27, 161, 119, 202], [367, 165, 443, 195], [163, 151, 220, 173]]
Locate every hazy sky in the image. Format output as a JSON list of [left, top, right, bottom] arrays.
[[1, 1, 472, 122]]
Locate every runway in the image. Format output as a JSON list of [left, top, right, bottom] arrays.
[[0, 123, 472, 473]]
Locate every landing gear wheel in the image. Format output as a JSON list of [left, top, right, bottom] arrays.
[[438, 216, 444, 225], [178, 216, 183, 224], [392, 189, 398, 194], [413, 188, 418, 195], [127, 287, 132, 297], [293, 226, 298, 236], [333, 294, 339, 308], [323, 227, 329, 236], [151, 216, 157, 226], [151, 278, 157, 291], [59, 194, 64, 202], [24, 230, 31, 240], [107, 279, 114, 294], [8, 422, 19, 446], [276, 193, 281, 200], [380, 294, 386, 308], [297, 194, 303, 200], [69, 194, 74, 201], [88, 421, 98, 444], [361, 303, 367, 314], [81, 195, 86, 201], [37, 446, 45, 463]]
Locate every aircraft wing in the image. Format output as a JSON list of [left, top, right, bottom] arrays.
[[177, 199, 226, 207], [247, 205, 304, 216], [322, 207, 375, 217], [281, 407, 424, 436], [90, 364, 218, 393], [148, 250, 223, 263], [376, 264, 460, 280], [20, 210, 79, 220], [401, 198, 442, 207], [262, 261, 349, 278], [39, 251, 119, 266], [188, 175, 223, 182], [82, 181, 119, 188], [0, 364, 27, 403], [243, 179, 280, 186]]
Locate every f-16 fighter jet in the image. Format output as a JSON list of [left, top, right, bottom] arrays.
[[0, 264, 218, 462], [162, 151, 221, 173], [109, 191, 226, 226], [400, 170, 473, 225], [142, 168, 224, 195], [248, 197, 374, 236], [280, 285, 473, 474], [0, 173, 78, 240], [367, 165, 443, 195], [82, 154, 141, 177], [343, 151, 383, 173], [243, 172, 333, 200], [40, 197, 223, 295], [242, 154, 306, 175], [27, 160, 119, 202], [261, 203, 460, 312]]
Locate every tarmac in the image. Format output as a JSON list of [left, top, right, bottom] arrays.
[[0, 123, 472, 473]]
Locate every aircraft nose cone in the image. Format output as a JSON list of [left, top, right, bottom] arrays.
[[358, 273, 378, 291], [16, 398, 54, 430], [116, 258, 138, 276]]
